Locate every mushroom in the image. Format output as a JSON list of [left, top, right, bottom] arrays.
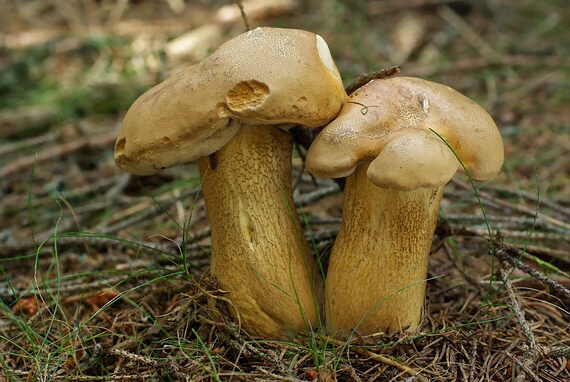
[[114, 27, 346, 339], [305, 76, 504, 336]]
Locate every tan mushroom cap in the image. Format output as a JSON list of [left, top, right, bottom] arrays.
[[367, 128, 459, 191], [305, 76, 504, 187], [114, 27, 347, 175]]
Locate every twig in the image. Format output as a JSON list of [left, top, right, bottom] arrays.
[[500, 267, 536, 348], [0, 105, 58, 139], [437, 5, 501, 62], [91, 185, 203, 234], [407, 54, 570, 78], [441, 242, 482, 292], [495, 243, 570, 299], [367, 0, 459, 15], [491, 185, 570, 220], [294, 185, 340, 207], [442, 212, 568, 234], [499, 266, 543, 382], [0, 130, 60, 157], [451, 178, 570, 231], [344, 66, 401, 95], [0, 133, 116, 178], [544, 346, 570, 358], [437, 223, 570, 299], [235, 0, 250, 31], [109, 347, 159, 366], [330, 337, 429, 382], [506, 350, 542, 382]]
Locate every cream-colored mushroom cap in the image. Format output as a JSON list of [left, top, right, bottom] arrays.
[[114, 27, 347, 175], [305, 76, 504, 187], [367, 128, 459, 191]]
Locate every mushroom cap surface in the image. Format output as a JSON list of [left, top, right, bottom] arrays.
[[115, 27, 347, 175], [305, 76, 504, 189], [367, 128, 459, 191]]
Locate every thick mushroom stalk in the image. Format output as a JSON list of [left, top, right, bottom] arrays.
[[114, 27, 346, 339], [199, 125, 319, 339], [306, 77, 504, 336], [328, 163, 444, 335]]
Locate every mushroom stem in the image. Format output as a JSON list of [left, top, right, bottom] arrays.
[[198, 125, 321, 339], [326, 163, 443, 336]]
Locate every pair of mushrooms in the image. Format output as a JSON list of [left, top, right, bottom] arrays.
[[114, 27, 504, 339]]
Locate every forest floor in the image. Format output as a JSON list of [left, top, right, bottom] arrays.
[[0, 0, 569, 381]]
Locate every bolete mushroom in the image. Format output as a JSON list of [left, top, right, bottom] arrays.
[[114, 27, 346, 339], [305, 76, 504, 336]]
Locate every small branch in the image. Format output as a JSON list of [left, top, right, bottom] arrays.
[[451, 178, 570, 231], [437, 5, 500, 63], [407, 55, 570, 78], [0, 130, 60, 156], [345, 66, 401, 95], [437, 223, 570, 299], [499, 266, 543, 382], [500, 267, 536, 348], [495, 244, 570, 299], [294, 185, 340, 207], [491, 185, 570, 221], [0, 133, 116, 178], [330, 337, 429, 382], [235, 0, 250, 31]]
